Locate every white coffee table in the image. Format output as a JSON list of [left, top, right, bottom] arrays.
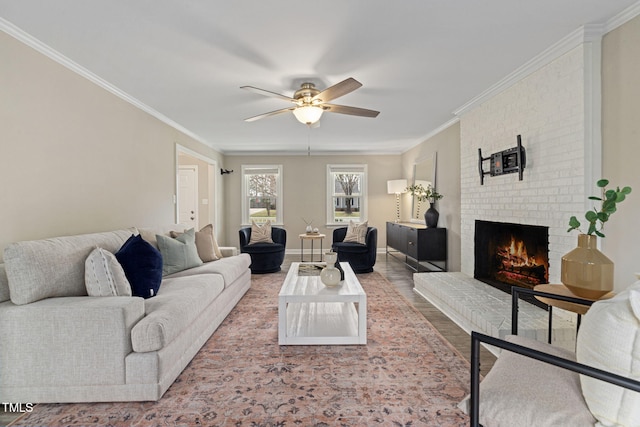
[[278, 262, 367, 345]]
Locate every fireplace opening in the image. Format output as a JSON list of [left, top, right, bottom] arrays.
[[474, 220, 549, 308]]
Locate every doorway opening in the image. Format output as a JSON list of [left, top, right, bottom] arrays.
[[175, 145, 218, 234]]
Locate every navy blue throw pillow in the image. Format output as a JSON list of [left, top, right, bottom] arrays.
[[115, 234, 163, 299]]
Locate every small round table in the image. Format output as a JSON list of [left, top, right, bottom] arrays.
[[299, 233, 326, 262], [533, 284, 614, 343]]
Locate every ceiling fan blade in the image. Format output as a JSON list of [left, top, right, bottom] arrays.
[[312, 77, 362, 103], [241, 86, 297, 103], [324, 104, 380, 118], [244, 107, 295, 122]]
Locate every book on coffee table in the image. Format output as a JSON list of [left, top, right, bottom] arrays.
[[296, 263, 325, 276]]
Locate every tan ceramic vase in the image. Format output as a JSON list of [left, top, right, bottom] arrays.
[[561, 234, 613, 299]]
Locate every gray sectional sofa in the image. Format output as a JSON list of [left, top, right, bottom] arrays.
[[0, 226, 251, 403]]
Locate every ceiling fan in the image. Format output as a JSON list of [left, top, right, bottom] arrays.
[[241, 77, 379, 125]]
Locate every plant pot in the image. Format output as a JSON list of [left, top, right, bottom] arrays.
[[561, 234, 614, 299], [424, 203, 439, 228]]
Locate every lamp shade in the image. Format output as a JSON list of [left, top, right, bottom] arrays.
[[292, 106, 324, 125], [387, 179, 408, 194]]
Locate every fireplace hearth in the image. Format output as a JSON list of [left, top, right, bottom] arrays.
[[474, 220, 549, 307]]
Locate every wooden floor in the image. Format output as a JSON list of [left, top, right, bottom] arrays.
[[0, 254, 496, 426]]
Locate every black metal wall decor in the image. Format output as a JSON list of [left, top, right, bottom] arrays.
[[478, 134, 526, 185]]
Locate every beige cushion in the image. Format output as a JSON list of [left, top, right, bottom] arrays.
[[249, 220, 273, 244], [201, 224, 223, 259], [84, 247, 132, 297], [576, 280, 640, 426], [458, 335, 595, 427], [343, 220, 368, 244], [0, 264, 9, 303], [156, 228, 203, 276], [171, 224, 220, 262]]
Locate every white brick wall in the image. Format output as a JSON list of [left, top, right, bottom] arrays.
[[459, 46, 589, 283]]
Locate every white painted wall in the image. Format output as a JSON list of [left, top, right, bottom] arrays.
[[0, 31, 224, 261], [601, 15, 640, 287]]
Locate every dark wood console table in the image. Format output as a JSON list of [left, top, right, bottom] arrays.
[[386, 222, 447, 272]]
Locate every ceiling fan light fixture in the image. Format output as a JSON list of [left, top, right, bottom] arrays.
[[293, 105, 324, 125]]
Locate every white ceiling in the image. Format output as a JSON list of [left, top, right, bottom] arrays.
[[1, 1, 638, 155]]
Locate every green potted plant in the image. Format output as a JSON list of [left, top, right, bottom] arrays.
[[423, 185, 443, 228], [406, 183, 427, 219], [562, 179, 632, 298], [567, 179, 632, 237], [424, 186, 443, 204], [406, 184, 443, 227]]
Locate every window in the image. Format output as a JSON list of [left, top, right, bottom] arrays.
[[242, 165, 283, 225], [326, 164, 367, 225]]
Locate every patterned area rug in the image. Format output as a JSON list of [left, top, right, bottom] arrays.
[[12, 271, 471, 426]]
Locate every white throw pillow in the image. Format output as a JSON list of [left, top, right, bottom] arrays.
[[85, 247, 132, 297], [249, 220, 273, 244], [343, 220, 368, 244], [576, 280, 640, 427]]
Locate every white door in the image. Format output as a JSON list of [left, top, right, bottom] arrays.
[[178, 166, 198, 229]]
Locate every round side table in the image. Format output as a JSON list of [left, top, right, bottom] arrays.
[[533, 284, 614, 343], [299, 233, 326, 262]]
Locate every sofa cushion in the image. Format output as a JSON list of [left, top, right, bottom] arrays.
[[171, 224, 221, 262], [156, 228, 203, 276], [84, 247, 132, 297], [249, 220, 273, 244], [458, 335, 595, 427], [137, 224, 186, 249], [131, 274, 225, 352], [343, 220, 368, 244], [576, 279, 640, 426], [4, 229, 132, 305], [115, 234, 163, 299], [202, 223, 224, 259], [165, 253, 251, 288], [0, 264, 9, 303]]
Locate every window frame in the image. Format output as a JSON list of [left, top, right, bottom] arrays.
[[326, 164, 368, 226], [241, 164, 283, 226]]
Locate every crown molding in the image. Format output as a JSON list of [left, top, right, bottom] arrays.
[[0, 17, 213, 149], [605, 1, 640, 32], [223, 149, 405, 156], [453, 25, 606, 117], [401, 117, 460, 153], [451, 0, 640, 119]]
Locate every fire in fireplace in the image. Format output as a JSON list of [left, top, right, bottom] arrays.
[[474, 220, 549, 307]]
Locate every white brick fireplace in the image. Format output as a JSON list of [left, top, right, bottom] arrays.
[[459, 35, 602, 281], [415, 30, 604, 352]]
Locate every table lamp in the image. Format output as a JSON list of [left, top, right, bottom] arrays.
[[387, 179, 407, 222]]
